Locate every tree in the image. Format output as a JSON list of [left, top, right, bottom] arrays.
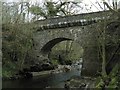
[[100, 0, 120, 77], [29, 0, 82, 20], [95, 0, 120, 88], [2, 2, 34, 78]]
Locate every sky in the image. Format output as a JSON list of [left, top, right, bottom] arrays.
[[2, 0, 120, 15]]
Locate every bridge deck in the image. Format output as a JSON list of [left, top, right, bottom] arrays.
[[33, 10, 117, 31]]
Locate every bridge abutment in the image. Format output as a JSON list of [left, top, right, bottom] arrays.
[[81, 46, 101, 77]]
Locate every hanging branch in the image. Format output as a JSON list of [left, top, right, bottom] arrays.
[[103, 1, 120, 16]]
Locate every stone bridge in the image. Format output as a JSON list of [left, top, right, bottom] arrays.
[[32, 10, 119, 76]]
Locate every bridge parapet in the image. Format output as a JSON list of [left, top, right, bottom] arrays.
[[33, 10, 116, 31]]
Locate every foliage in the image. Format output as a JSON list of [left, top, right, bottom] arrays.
[[51, 59, 59, 66], [95, 64, 119, 88], [2, 2, 34, 78], [2, 61, 17, 78], [94, 1, 120, 87], [93, 0, 120, 78], [29, 0, 83, 20], [49, 41, 83, 65], [2, 23, 34, 69]]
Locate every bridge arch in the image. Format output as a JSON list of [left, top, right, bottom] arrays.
[[40, 37, 84, 65], [41, 37, 73, 55]]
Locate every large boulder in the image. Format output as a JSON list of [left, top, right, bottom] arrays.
[[30, 65, 42, 72], [41, 63, 54, 70]]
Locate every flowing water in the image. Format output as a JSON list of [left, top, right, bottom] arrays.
[[2, 69, 81, 88]]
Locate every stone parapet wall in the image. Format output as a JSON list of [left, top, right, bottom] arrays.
[[33, 10, 116, 31]]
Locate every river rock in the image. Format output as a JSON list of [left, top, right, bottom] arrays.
[[62, 65, 71, 72]]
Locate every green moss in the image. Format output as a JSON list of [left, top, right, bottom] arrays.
[[51, 59, 59, 65]]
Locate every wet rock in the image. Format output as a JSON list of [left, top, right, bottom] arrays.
[[23, 68, 30, 72], [41, 63, 54, 70], [18, 70, 33, 79], [63, 67, 71, 72], [64, 83, 70, 90], [30, 65, 42, 72], [9, 76, 16, 80], [24, 72, 33, 78], [62, 65, 71, 72], [79, 83, 86, 88]]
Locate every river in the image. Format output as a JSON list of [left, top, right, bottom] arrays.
[[2, 69, 81, 88]]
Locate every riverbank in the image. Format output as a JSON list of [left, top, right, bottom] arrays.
[[2, 67, 80, 88], [32, 65, 72, 76], [2, 65, 72, 80], [45, 76, 96, 89], [31, 70, 61, 76], [66, 76, 96, 88]]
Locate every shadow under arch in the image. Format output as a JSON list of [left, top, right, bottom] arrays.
[[41, 37, 73, 55]]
